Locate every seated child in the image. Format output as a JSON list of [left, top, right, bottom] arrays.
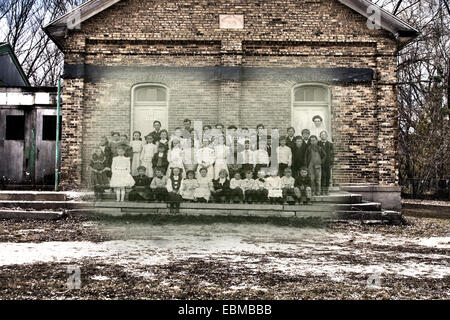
[[88, 147, 110, 199], [229, 172, 244, 203], [150, 167, 169, 202], [281, 167, 296, 205], [265, 169, 283, 204], [294, 168, 312, 205], [152, 144, 169, 174], [166, 167, 183, 213], [212, 169, 230, 203], [241, 170, 257, 204], [128, 166, 152, 202], [194, 167, 214, 203], [253, 169, 269, 203], [180, 170, 199, 202]]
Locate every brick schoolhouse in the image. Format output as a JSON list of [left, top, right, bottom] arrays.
[[44, 0, 418, 208]]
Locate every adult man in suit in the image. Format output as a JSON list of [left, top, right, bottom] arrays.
[[318, 131, 334, 195]]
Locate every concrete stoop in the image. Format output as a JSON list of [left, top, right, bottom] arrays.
[[0, 190, 403, 224]]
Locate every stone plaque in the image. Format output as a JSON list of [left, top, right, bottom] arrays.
[[219, 14, 244, 29]]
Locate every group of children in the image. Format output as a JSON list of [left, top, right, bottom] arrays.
[[88, 119, 334, 212]]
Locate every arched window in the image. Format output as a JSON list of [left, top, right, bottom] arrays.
[[292, 84, 331, 139], [131, 84, 168, 136]]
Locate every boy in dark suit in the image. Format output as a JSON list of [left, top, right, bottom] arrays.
[[294, 168, 312, 205], [292, 137, 307, 178], [128, 166, 152, 201], [318, 131, 334, 195], [152, 144, 169, 174], [286, 127, 299, 151], [306, 135, 326, 196]]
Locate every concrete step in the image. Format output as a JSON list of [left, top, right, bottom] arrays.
[[0, 200, 380, 213], [0, 191, 67, 202], [0, 200, 89, 210], [0, 209, 64, 220]]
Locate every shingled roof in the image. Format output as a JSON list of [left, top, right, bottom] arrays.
[[44, 0, 419, 50]]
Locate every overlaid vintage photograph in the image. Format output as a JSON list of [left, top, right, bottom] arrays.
[[0, 0, 449, 308]]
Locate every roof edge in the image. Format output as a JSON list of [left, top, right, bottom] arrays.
[[44, 0, 419, 50], [0, 43, 31, 87]]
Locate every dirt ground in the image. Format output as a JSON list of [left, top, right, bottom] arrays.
[[0, 213, 448, 300]]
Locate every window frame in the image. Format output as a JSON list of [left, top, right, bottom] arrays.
[[291, 83, 332, 137], [130, 83, 169, 137]]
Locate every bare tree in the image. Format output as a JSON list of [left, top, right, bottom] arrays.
[[375, 0, 449, 196], [0, 0, 86, 86]]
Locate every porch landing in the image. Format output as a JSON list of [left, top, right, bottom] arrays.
[[0, 190, 403, 224]]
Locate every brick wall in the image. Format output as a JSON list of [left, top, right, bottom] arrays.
[[59, 0, 400, 189]]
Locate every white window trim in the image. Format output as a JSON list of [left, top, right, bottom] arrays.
[[130, 83, 169, 137], [291, 83, 332, 138]]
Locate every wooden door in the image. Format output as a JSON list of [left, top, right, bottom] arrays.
[[35, 108, 60, 185], [0, 109, 26, 184]]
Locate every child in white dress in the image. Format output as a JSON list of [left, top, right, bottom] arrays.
[[180, 170, 199, 201], [167, 137, 185, 176], [194, 167, 213, 202], [110, 146, 135, 202], [140, 134, 158, 178], [197, 138, 215, 181], [130, 131, 144, 176], [265, 168, 283, 204]]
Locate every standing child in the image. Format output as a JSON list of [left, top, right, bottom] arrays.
[[212, 169, 230, 203], [281, 167, 296, 205], [276, 136, 292, 177], [141, 134, 158, 178], [318, 131, 334, 195], [130, 131, 144, 176], [180, 170, 199, 202], [253, 170, 269, 203], [128, 166, 152, 202], [152, 144, 169, 174], [88, 147, 110, 199], [166, 167, 183, 213], [99, 136, 113, 173], [150, 167, 169, 202], [241, 170, 257, 204], [229, 172, 244, 203], [213, 135, 230, 180], [167, 137, 184, 176], [119, 134, 133, 158], [197, 138, 215, 181], [306, 135, 326, 196], [265, 169, 283, 204], [238, 140, 255, 176], [109, 131, 121, 156], [294, 168, 312, 204], [183, 138, 198, 176], [110, 146, 135, 202], [292, 137, 307, 178], [254, 144, 270, 179], [158, 130, 169, 151]]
